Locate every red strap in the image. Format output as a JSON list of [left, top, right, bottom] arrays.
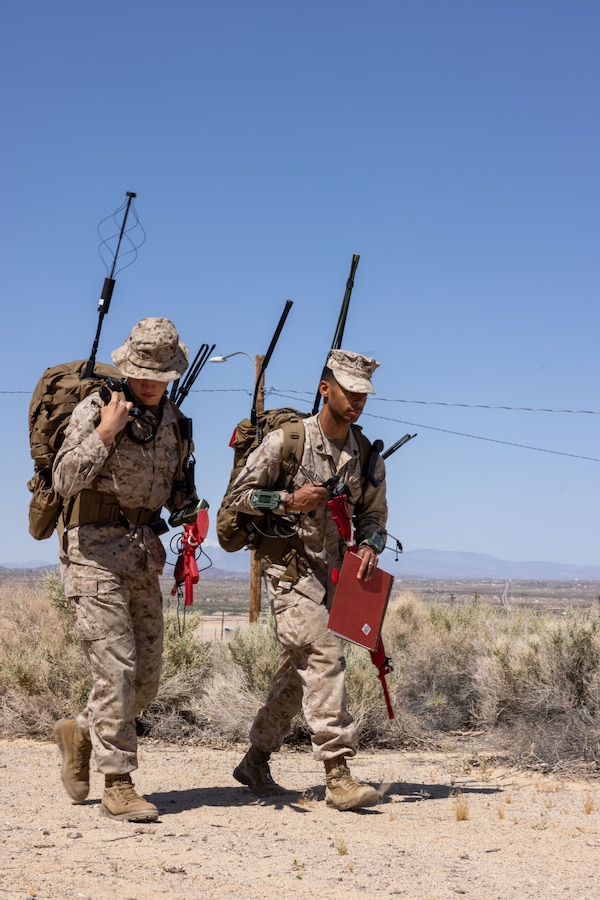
[[327, 494, 352, 543], [171, 510, 208, 606]]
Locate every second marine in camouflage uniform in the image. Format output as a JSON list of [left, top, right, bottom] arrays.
[[229, 350, 388, 811]]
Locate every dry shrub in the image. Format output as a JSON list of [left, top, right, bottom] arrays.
[[3, 580, 600, 770], [162, 609, 213, 679], [473, 610, 600, 763], [227, 616, 280, 695], [196, 653, 262, 743], [384, 598, 490, 732], [454, 792, 470, 821], [386, 590, 427, 644], [134, 610, 214, 740], [343, 641, 400, 747], [137, 668, 210, 740], [0, 574, 90, 737]]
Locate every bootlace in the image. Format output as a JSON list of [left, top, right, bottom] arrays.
[[329, 763, 356, 788], [107, 777, 141, 805]]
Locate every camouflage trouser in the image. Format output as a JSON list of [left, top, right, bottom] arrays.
[[60, 525, 164, 775], [249, 573, 356, 761]]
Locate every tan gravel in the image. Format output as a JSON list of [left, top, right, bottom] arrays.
[[1, 737, 599, 899]]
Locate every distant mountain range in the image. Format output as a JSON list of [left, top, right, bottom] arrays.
[[393, 549, 600, 581], [4, 545, 600, 581]]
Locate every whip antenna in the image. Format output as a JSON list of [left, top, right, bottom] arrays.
[[170, 342, 217, 407], [381, 433, 417, 459], [83, 191, 144, 378], [311, 253, 360, 415], [251, 300, 294, 426]]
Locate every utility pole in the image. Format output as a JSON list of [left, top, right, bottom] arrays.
[[249, 354, 265, 623]]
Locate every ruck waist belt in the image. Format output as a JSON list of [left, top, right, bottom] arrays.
[[65, 489, 163, 531]]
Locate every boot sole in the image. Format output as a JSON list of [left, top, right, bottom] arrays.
[[233, 766, 286, 796], [325, 791, 379, 811], [100, 804, 158, 822]]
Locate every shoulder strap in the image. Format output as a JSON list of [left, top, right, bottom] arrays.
[[169, 402, 195, 496], [350, 425, 374, 511], [278, 420, 370, 488], [280, 417, 305, 489], [351, 424, 372, 474]]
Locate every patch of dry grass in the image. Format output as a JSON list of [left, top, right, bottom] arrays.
[[2, 580, 600, 773], [0, 575, 90, 736]]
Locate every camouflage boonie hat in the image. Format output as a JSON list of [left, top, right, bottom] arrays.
[[111, 318, 189, 382], [327, 349, 379, 394]]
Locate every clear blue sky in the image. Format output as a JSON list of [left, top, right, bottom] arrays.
[[2, 1, 599, 568]]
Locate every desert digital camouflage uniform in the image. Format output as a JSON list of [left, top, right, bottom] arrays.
[[53, 394, 185, 774], [226, 415, 387, 760]]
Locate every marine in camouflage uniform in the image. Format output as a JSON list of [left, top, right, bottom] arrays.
[[229, 350, 388, 811], [53, 318, 195, 822]]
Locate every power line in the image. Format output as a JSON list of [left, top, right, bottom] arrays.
[[4, 386, 599, 461], [376, 397, 600, 415], [267, 389, 600, 463], [4, 386, 600, 415], [363, 412, 600, 463], [267, 389, 600, 416], [7, 381, 600, 415]]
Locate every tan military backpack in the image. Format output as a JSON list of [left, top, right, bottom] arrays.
[[27, 360, 121, 540]]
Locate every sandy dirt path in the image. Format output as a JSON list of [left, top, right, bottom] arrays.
[[1, 738, 599, 899]]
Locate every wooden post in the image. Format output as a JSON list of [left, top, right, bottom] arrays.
[[249, 354, 265, 624]]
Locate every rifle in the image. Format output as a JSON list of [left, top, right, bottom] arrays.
[[370, 638, 394, 720], [311, 253, 360, 415]]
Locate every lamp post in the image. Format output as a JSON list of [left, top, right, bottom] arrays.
[[209, 351, 255, 365], [209, 350, 265, 625]]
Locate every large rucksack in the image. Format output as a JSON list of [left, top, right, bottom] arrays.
[[28, 358, 195, 540], [27, 360, 122, 540], [216, 408, 372, 556]]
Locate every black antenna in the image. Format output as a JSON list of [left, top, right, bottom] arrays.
[[381, 433, 417, 460], [363, 434, 417, 487], [83, 191, 140, 379], [311, 253, 360, 415], [170, 342, 216, 407], [251, 300, 294, 426]]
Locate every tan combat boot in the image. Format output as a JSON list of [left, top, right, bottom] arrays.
[[324, 757, 379, 811], [100, 774, 159, 822], [233, 745, 286, 796], [54, 718, 92, 803]]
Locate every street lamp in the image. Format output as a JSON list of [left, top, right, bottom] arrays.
[[210, 349, 265, 626], [209, 351, 255, 364]]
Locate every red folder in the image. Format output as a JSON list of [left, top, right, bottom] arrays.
[[327, 551, 394, 651]]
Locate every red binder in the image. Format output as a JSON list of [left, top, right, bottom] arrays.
[[327, 551, 394, 651]]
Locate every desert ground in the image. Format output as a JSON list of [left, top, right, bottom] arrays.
[[3, 573, 600, 898], [2, 735, 599, 900]]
